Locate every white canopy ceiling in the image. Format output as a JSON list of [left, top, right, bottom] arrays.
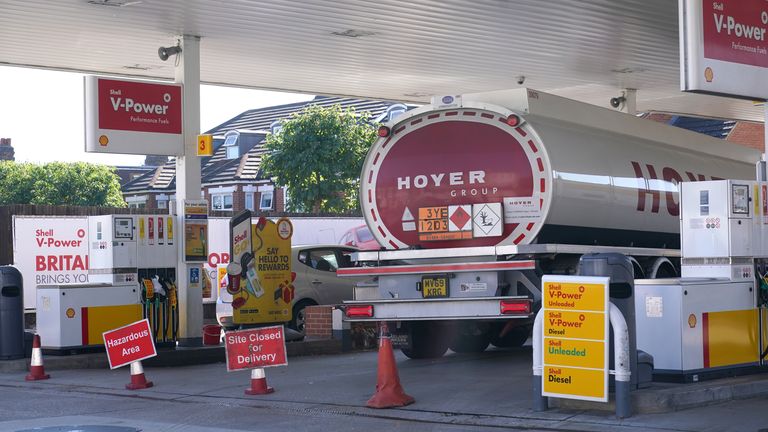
[[0, 0, 763, 121]]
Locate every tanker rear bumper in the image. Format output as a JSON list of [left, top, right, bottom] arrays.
[[341, 296, 533, 322]]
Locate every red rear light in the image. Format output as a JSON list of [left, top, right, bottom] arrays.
[[500, 299, 531, 315], [345, 305, 374, 318], [506, 114, 521, 127], [377, 126, 391, 137]]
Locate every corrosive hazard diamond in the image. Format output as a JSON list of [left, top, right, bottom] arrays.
[[449, 206, 471, 231]]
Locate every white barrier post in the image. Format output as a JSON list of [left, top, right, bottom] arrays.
[[610, 303, 631, 419], [531, 309, 548, 411]]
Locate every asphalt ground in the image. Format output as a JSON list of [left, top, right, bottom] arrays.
[[1, 346, 767, 432]]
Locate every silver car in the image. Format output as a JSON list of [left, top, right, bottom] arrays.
[[216, 245, 367, 336]]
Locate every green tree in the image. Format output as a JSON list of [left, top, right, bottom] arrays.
[[0, 161, 126, 207], [262, 104, 377, 213]]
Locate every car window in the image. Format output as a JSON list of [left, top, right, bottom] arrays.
[[303, 249, 338, 272], [357, 226, 374, 242]]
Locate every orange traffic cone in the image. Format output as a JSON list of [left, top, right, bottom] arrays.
[[245, 368, 274, 395], [367, 324, 414, 409], [125, 361, 153, 390], [25, 334, 50, 381]]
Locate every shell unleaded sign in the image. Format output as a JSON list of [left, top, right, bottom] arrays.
[[85, 76, 183, 156]]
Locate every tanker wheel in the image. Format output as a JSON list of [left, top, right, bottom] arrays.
[[449, 322, 491, 353], [490, 324, 531, 348], [400, 321, 450, 359]]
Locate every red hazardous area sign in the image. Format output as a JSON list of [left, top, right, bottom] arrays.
[[102, 319, 157, 369], [225, 325, 288, 371]]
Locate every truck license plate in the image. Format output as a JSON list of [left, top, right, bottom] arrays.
[[421, 275, 448, 298]]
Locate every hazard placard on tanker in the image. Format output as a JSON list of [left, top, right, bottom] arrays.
[[418, 206, 471, 241]]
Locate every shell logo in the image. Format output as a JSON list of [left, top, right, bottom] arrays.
[[98, 135, 109, 147], [688, 313, 697, 328], [65, 308, 76, 319], [704, 67, 714, 83]]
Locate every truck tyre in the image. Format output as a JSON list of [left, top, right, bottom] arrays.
[[449, 322, 491, 353], [401, 321, 449, 359], [490, 325, 530, 348]]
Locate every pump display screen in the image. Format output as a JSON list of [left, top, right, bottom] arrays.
[[731, 184, 749, 215], [114, 217, 134, 239]]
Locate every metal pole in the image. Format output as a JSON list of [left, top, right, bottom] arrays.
[[531, 309, 548, 411], [175, 34, 203, 347]]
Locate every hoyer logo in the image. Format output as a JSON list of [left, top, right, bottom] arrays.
[[109, 89, 172, 116], [397, 170, 499, 198], [632, 161, 722, 217]]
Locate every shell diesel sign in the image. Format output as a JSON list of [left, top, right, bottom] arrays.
[[85, 76, 183, 156]]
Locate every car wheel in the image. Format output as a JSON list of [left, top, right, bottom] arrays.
[[288, 300, 316, 338]]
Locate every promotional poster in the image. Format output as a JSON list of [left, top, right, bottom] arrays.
[[232, 217, 293, 325]]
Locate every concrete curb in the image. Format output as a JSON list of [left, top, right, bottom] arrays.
[[551, 374, 768, 414]]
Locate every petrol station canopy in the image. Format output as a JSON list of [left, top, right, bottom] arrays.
[[0, 0, 763, 121]]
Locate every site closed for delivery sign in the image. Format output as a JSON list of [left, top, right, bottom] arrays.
[[13, 217, 89, 309], [541, 275, 609, 402], [225, 325, 288, 371]]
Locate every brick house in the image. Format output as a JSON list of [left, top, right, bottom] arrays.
[[121, 96, 411, 212]]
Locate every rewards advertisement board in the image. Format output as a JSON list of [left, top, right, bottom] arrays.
[[232, 217, 294, 324]]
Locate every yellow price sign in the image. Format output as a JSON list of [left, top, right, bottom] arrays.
[[543, 337, 605, 369], [543, 310, 606, 341], [543, 281, 606, 312], [542, 366, 606, 401]]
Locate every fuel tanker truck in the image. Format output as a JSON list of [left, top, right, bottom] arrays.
[[337, 88, 760, 359]]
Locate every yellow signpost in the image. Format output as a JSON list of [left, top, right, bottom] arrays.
[[541, 275, 609, 402]]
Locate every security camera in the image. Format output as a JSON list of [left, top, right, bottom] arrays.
[[610, 96, 626, 109], [516, 75, 526, 85], [158, 45, 182, 61]]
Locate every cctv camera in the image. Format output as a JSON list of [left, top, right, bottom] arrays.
[[610, 96, 626, 109], [516, 75, 526, 85], [158, 45, 182, 61]]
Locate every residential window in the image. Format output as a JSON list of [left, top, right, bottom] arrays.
[[259, 190, 274, 210], [224, 131, 240, 159], [270, 120, 282, 134], [157, 199, 168, 209], [211, 193, 233, 211], [128, 202, 146, 209], [245, 193, 255, 211]]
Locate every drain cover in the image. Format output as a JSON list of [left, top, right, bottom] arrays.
[[16, 427, 140, 432]]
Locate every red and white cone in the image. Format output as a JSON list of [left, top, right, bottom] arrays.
[[25, 334, 50, 381], [125, 361, 153, 390], [367, 323, 414, 409], [245, 368, 274, 395]]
